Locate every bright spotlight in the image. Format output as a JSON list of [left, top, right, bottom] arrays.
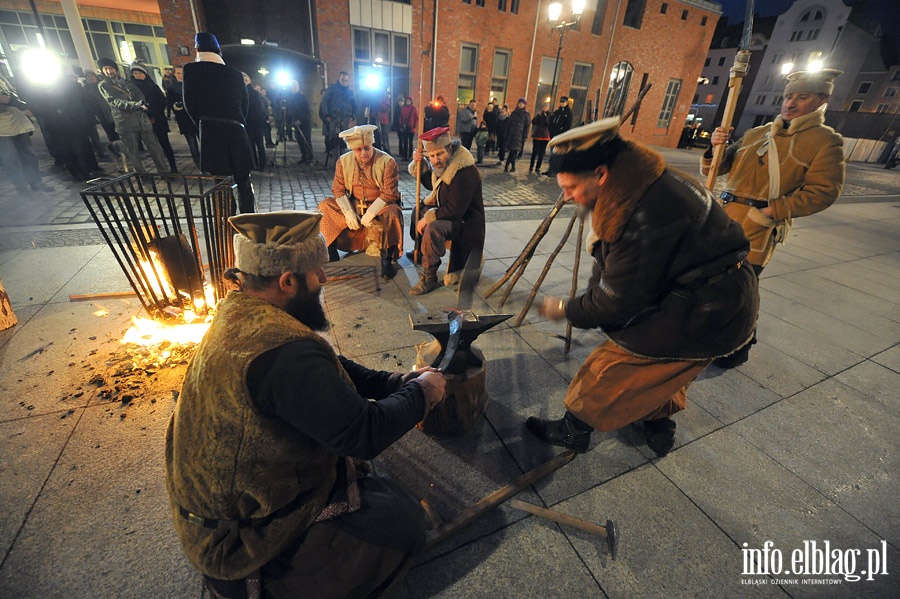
[[363, 72, 381, 90], [275, 70, 291, 87], [807, 60, 823, 72], [21, 48, 61, 86]]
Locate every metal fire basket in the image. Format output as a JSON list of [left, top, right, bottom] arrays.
[[81, 173, 236, 321]]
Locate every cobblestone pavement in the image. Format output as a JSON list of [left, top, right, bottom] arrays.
[[2, 126, 898, 252]]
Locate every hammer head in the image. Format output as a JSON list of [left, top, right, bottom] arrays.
[[605, 518, 619, 560]]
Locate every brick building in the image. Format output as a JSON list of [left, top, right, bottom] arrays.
[[1, 0, 722, 149]]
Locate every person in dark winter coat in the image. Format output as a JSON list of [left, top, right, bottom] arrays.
[[482, 99, 498, 153], [408, 127, 485, 295], [243, 72, 270, 171], [526, 118, 759, 458], [495, 104, 510, 162], [456, 99, 477, 150], [131, 62, 177, 172], [543, 95, 574, 176], [504, 98, 530, 172], [167, 66, 199, 167], [183, 32, 256, 213], [286, 80, 313, 163], [423, 96, 450, 131]]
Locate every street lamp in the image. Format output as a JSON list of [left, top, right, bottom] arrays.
[[547, 0, 585, 108]]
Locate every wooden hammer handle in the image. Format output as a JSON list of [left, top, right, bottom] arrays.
[[510, 499, 608, 538]]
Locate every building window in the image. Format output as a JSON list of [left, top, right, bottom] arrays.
[[701, 16, 707, 26], [789, 30, 801, 41], [712, 75, 719, 85], [704, 58, 710, 67], [623, 0, 645, 29], [681, 10, 688, 20], [718, 56, 726, 66], [771, 52, 783, 65], [755, 95, 766, 105], [568, 62, 594, 122], [857, 82, 872, 95], [806, 29, 819, 40], [498, 0, 507, 11], [602, 61, 633, 117], [462, 0, 471, 4], [510, 0, 519, 14], [656, 78, 682, 128], [771, 95, 783, 105], [892, 71, 900, 81], [537, 56, 561, 106], [476, 0, 485, 6], [591, 0, 608, 35], [849, 100, 863, 112], [885, 88, 898, 98], [457, 44, 479, 103], [876, 104, 891, 113], [353, 28, 411, 100], [660, 3, 667, 14], [693, 94, 699, 103], [490, 49, 510, 105]]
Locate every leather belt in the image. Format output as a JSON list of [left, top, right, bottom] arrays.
[[177, 493, 304, 530], [720, 192, 768, 209], [200, 116, 245, 128]]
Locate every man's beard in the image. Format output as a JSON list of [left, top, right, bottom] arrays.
[[285, 288, 329, 331]]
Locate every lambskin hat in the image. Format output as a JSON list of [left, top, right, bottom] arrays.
[[784, 68, 842, 96], [339, 124, 377, 150], [195, 32, 221, 54], [420, 126, 452, 152], [230, 211, 329, 277], [547, 117, 623, 174]]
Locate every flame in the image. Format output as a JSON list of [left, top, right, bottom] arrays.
[[138, 249, 177, 301], [122, 316, 210, 346]]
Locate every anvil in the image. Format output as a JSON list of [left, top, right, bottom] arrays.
[[410, 310, 512, 375]]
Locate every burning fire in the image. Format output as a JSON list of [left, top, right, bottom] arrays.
[[122, 316, 211, 346]]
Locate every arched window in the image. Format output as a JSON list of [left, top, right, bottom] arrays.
[[602, 61, 633, 118]]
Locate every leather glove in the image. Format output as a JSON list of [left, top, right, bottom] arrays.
[[360, 198, 386, 228], [335, 196, 360, 230]]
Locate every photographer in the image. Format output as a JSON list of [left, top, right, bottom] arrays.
[[0, 73, 50, 193]]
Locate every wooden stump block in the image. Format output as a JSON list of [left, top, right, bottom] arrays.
[[415, 340, 489, 436], [0, 277, 17, 331]]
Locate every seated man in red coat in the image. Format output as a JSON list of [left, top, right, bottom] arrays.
[[408, 127, 485, 295], [318, 124, 404, 279]]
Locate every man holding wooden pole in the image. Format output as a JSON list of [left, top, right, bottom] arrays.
[[701, 69, 845, 368]]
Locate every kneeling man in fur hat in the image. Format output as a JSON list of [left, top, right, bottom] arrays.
[[166, 211, 445, 597]]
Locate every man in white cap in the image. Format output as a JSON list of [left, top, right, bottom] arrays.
[[526, 118, 759, 458], [317, 124, 404, 278], [408, 126, 485, 295], [701, 68, 844, 368], [166, 211, 445, 598], [183, 32, 256, 213]]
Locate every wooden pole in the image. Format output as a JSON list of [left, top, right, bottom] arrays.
[[412, 43, 432, 264], [705, 2, 755, 191], [514, 211, 578, 326], [564, 215, 585, 353], [0, 277, 17, 331]]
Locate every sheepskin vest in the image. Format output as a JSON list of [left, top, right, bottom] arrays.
[[166, 291, 351, 580], [339, 149, 391, 202]]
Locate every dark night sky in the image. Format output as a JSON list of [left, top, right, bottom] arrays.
[[719, 0, 796, 23]]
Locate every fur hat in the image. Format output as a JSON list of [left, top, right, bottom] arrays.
[[559, 96, 569, 102], [784, 68, 842, 96], [97, 57, 118, 71], [420, 126, 452, 152], [230, 211, 329, 277], [195, 32, 221, 54], [339, 124, 377, 150], [547, 117, 624, 174]]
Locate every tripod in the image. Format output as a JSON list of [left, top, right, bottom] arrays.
[[270, 105, 290, 168]]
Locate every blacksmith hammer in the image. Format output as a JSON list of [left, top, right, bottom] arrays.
[[510, 499, 619, 560]]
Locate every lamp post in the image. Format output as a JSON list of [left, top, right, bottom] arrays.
[[547, 0, 585, 108]]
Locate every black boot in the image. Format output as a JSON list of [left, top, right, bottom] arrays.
[[381, 247, 397, 279], [643, 417, 676, 457], [328, 243, 340, 262], [525, 411, 592, 453]]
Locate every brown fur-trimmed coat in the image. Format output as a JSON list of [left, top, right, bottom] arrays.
[[566, 141, 759, 360]]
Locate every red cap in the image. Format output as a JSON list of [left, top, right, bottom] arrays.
[[420, 127, 450, 142]]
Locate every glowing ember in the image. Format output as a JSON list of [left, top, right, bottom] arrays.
[[94, 308, 109, 317], [122, 316, 210, 347]]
